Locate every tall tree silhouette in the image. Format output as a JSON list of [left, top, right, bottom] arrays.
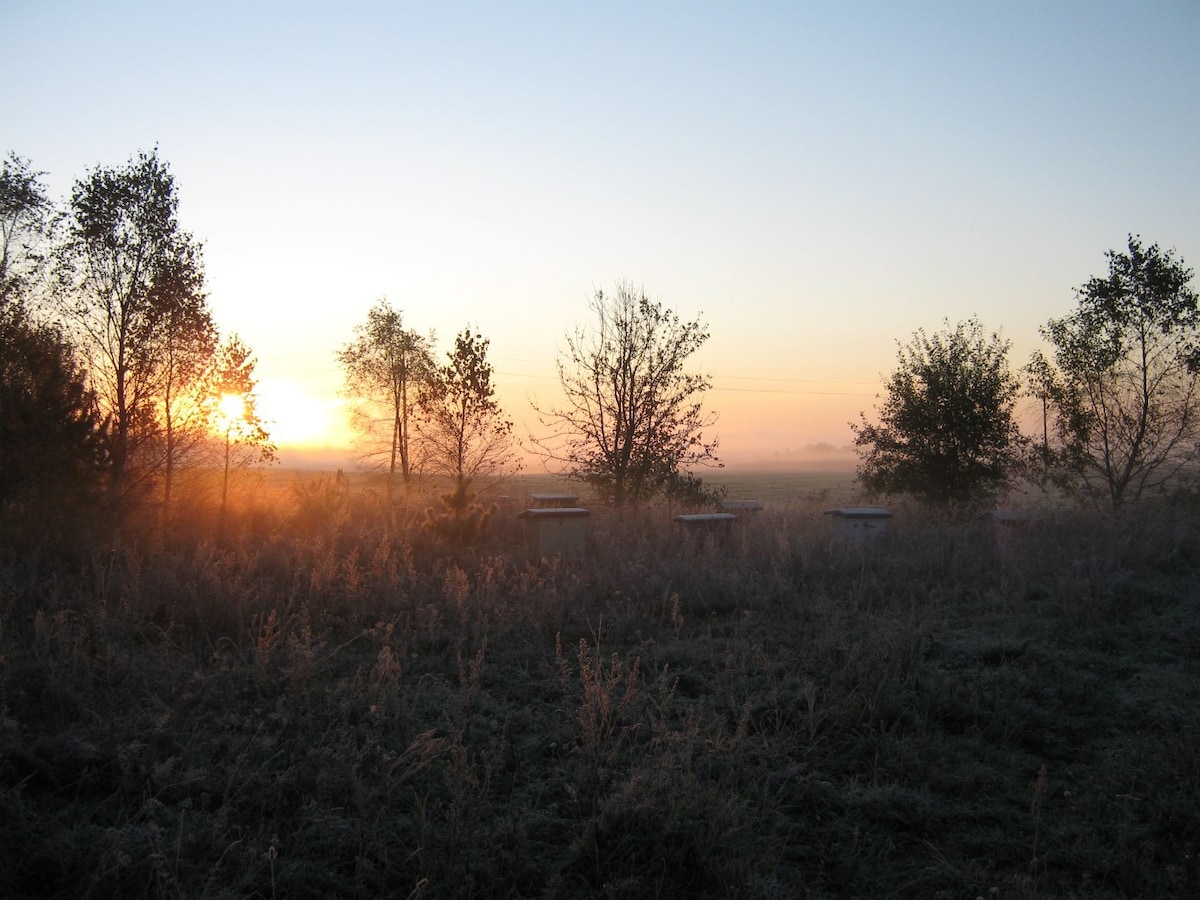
[[55, 148, 214, 511]]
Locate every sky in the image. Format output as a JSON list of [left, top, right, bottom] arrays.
[[6, 1, 1199, 471]]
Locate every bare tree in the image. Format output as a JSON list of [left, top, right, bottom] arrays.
[[336, 298, 434, 489], [534, 283, 719, 505], [1036, 235, 1200, 510]]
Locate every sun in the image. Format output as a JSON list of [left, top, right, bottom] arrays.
[[255, 378, 348, 448], [217, 393, 245, 424]]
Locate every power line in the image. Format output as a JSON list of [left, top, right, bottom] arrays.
[[263, 352, 883, 397], [714, 375, 880, 387], [712, 385, 878, 397], [493, 372, 879, 396]]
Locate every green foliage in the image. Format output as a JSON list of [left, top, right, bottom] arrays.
[[337, 298, 435, 484], [854, 317, 1023, 508], [1036, 235, 1200, 510], [535, 283, 720, 506]]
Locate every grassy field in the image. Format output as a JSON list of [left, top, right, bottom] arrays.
[[511, 469, 859, 504], [253, 467, 860, 506], [1, 470, 1197, 898]]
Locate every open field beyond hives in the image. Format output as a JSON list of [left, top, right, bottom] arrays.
[[2, 470, 1198, 899]]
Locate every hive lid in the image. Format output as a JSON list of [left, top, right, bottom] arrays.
[[517, 507, 590, 518], [823, 507, 893, 518]]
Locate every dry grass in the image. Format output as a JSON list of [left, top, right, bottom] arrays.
[[1, 470, 1197, 898]]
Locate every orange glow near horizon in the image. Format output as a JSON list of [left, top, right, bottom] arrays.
[[251, 370, 869, 469], [255, 378, 350, 449]]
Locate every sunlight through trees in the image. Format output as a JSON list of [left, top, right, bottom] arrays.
[[337, 298, 435, 489]]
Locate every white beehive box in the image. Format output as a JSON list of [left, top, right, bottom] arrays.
[[720, 499, 764, 516], [517, 507, 590, 555], [823, 507, 892, 540], [529, 493, 581, 509]]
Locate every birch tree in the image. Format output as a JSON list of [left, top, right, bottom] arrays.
[[337, 298, 434, 488]]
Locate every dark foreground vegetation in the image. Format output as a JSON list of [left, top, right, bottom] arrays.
[[2, 474, 1198, 899]]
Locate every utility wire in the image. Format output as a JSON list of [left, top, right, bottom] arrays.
[[264, 352, 882, 396]]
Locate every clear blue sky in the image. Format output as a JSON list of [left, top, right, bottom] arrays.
[[6, 1, 1198, 468]]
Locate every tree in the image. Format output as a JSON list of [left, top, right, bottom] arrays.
[[1022, 349, 1061, 486], [209, 334, 276, 469], [0, 154, 107, 551], [155, 259, 218, 518], [336, 298, 435, 488], [54, 148, 215, 508], [853, 317, 1023, 508], [1036, 235, 1200, 510], [418, 326, 517, 488], [1, 152, 54, 308], [0, 302, 108, 552], [209, 335, 276, 536], [417, 327, 517, 544], [534, 284, 720, 506]]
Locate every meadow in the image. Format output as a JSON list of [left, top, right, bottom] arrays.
[[1, 469, 1197, 899]]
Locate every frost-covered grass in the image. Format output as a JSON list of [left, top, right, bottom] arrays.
[[1, 474, 1197, 898]]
